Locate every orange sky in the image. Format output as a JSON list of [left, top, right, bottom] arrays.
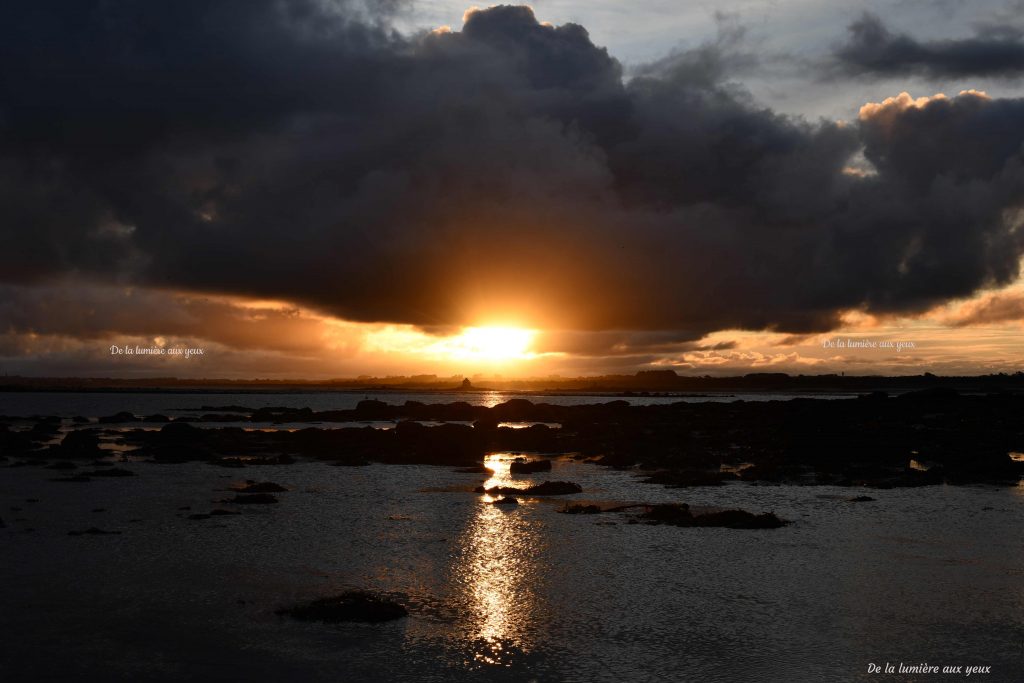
[[3, 274, 1020, 378]]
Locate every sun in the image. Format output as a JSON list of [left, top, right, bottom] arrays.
[[446, 326, 537, 361]]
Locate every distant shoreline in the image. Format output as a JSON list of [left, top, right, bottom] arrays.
[[1, 371, 1021, 395]]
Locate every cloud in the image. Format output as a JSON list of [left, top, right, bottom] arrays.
[[943, 291, 1024, 326], [0, 2, 1023, 348], [0, 283, 363, 355], [834, 12, 1024, 78]]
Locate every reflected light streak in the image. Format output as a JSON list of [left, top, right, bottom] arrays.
[[452, 453, 545, 667]]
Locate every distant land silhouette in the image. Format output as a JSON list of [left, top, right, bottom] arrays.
[[1, 370, 1023, 393]]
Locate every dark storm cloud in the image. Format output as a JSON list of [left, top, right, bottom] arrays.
[[1, 2, 1024, 340], [834, 12, 1024, 78], [0, 283, 353, 354]]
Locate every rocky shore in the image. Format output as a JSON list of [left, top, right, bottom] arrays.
[[2, 390, 1022, 488]]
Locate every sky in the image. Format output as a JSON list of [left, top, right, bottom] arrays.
[[1, 0, 1023, 378]]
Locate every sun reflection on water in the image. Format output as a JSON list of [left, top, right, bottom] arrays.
[[452, 453, 546, 667], [478, 391, 506, 409]]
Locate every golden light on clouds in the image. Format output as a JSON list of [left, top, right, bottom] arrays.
[[445, 326, 537, 361], [4, 274, 1022, 378], [365, 325, 539, 364]]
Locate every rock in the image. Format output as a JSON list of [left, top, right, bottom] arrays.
[[98, 411, 139, 424], [524, 480, 581, 495], [354, 399, 390, 418], [245, 454, 296, 466], [279, 591, 408, 623], [223, 493, 278, 504], [641, 503, 693, 525], [638, 504, 787, 529], [558, 503, 602, 514], [640, 470, 730, 487], [188, 510, 237, 520], [393, 421, 485, 466], [491, 496, 519, 506], [330, 459, 370, 467], [68, 527, 121, 536], [0, 425, 33, 456], [509, 458, 552, 474], [230, 481, 287, 493], [55, 430, 103, 459], [29, 419, 62, 441], [44, 461, 78, 470], [491, 399, 536, 421], [689, 509, 787, 529], [212, 458, 246, 468], [84, 467, 135, 477]]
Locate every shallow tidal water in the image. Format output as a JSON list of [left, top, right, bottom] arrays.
[[0, 389, 857, 419], [2, 448, 1022, 682]]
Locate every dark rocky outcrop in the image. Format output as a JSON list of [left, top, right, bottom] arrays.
[[0, 425, 34, 456], [279, 591, 408, 623], [230, 481, 287, 493], [189, 509, 241, 520], [84, 468, 134, 477], [509, 457, 552, 474], [51, 430, 103, 459], [222, 494, 279, 504], [480, 481, 582, 496], [44, 461, 78, 470], [42, 392, 1024, 487], [640, 470, 735, 487], [98, 412, 138, 424], [558, 503, 602, 514], [638, 504, 787, 529]]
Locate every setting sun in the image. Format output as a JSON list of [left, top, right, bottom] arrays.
[[447, 326, 537, 361]]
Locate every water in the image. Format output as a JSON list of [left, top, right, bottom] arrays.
[[2, 452, 1021, 681], [0, 390, 857, 419]]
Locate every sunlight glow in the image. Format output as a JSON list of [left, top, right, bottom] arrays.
[[445, 326, 537, 361]]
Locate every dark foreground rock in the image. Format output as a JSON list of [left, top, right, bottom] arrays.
[[639, 504, 787, 529], [230, 481, 287, 493], [51, 430, 104, 459], [479, 481, 583, 496], [84, 468, 135, 477], [557, 501, 788, 528], [68, 527, 121, 536], [279, 591, 408, 623], [189, 509, 241, 520], [73, 391, 1024, 487], [222, 494, 279, 504], [509, 458, 552, 474], [558, 503, 602, 514], [640, 470, 735, 487]]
